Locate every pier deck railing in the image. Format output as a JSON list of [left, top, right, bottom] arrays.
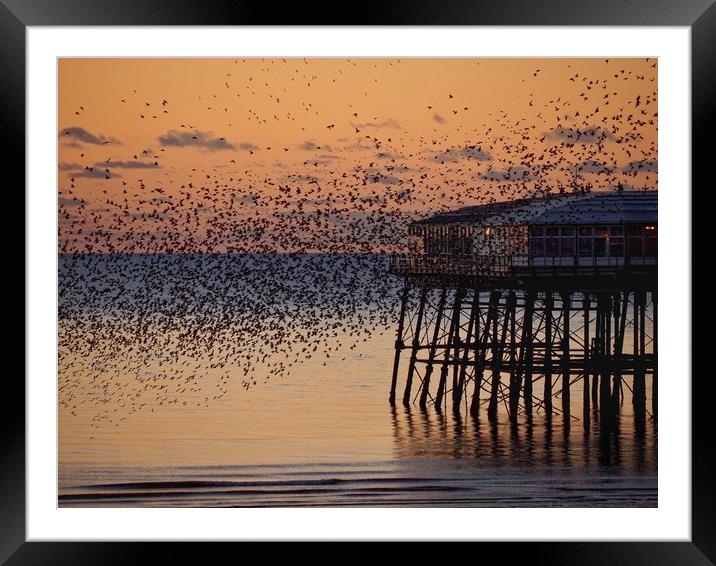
[[389, 253, 656, 279]]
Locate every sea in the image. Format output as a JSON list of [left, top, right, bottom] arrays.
[[58, 254, 657, 507]]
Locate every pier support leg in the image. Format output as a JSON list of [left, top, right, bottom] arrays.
[[612, 292, 628, 410], [454, 290, 478, 412], [561, 292, 571, 423], [389, 286, 409, 405], [592, 296, 601, 415], [436, 289, 464, 409], [633, 291, 646, 428], [488, 292, 510, 423], [652, 291, 658, 421], [599, 294, 613, 431], [544, 292, 554, 418], [508, 292, 521, 424], [523, 291, 535, 420], [403, 288, 427, 407], [419, 288, 448, 408], [583, 294, 591, 425], [470, 291, 497, 418]]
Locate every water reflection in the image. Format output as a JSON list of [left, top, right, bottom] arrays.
[[390, 403, 656, 476]]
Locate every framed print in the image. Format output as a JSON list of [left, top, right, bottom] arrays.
[[7, 0, 713, 562]]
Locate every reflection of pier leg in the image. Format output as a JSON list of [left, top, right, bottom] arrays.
[[454, 290, 478, 411], [561, 292, 571, 422], [389, 286, 409, 405], [403, 288, 427, 407], [419, 288, 447, 408], [436, 289, 464, 408], [544, 292, 553, 417]]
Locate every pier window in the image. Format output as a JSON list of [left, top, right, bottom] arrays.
[[628, 225, 643, 257], [546, 226, 560, 256], [560, 226, 575, 256], [531, 225, 576, 258], [594, 227, 608, 257], [627, 224, 657, 258], [578, 227, 593, 257], [609, 226, 624, 257], [644, 225, 657, 256]]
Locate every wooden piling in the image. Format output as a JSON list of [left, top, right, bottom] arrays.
[[632, 290, 647, 429], [523, 291, 535, 419], [389, 285, 409, 405], [403, 287, 428, 407], [652, 291, 658, 420], [488, 292, 510, 423], [561, 292, 571, 420], [612, 292, 628, 408], [454, 290, 478, 411], [419, 288, 448, 408], [599, 294, 613, 430], [582, 294, 591, 423], [390, 281, 654, 434], [470, 291, 498, 418], [436, 289, 465, 408], [507, 291, 520, 424], [543, 292, 553, 417]]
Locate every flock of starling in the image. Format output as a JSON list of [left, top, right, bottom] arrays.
[[58, 58, 657, 431]]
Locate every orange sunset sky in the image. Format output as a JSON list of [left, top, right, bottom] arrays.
[[58, 58, 657, 253]]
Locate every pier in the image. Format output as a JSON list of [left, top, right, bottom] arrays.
[[388, 191, 657, 430]]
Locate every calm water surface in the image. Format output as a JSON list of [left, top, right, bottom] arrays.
[[58, 254, 657, 507]]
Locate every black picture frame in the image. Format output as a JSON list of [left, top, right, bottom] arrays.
[[6, 0, 712, 562]]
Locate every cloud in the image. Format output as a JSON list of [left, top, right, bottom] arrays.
[[341, 139, 373, 152], [298, 140, 333, 152], [388, 165, 414, 173], [69, 169, 122, 179], [58, 196, 84, 207], [158, 130, 235, 151], [61, 141, 85, 149], [544, 125, 613, 145], [298, 140, 319, 151], [430, 145, 492, 164], [350, 118, 401, 129], [430, 151, 460, 164], [374, 151, 405, 160], [461, 145, 492, 161], [238, 142, 259, 152], [577, 159, 612, 174], [479, 165, 533, 182], [432, 113, 447, 124], [97, 160, 159, 169], [59, 127, 120, 145], [286, 174, 320, 183], [623, 160, 658, 173], [232, 193, 261, 204], [367, 173, 401, 185], [58, 162, 82, 171]]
